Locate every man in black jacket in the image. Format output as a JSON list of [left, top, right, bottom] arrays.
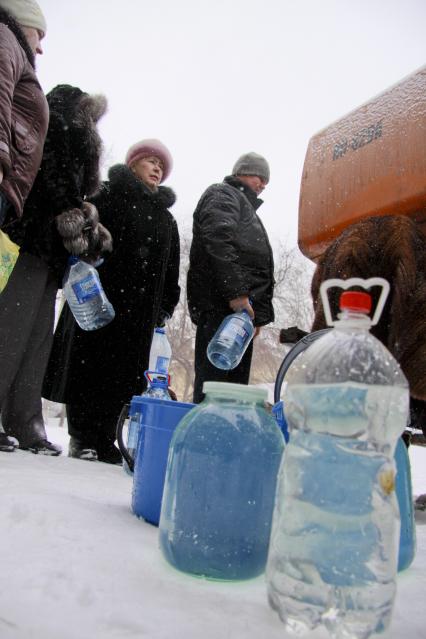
[[187, 152, 274, 402]]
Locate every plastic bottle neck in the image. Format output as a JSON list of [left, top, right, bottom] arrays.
[[334, 308, 372, 330]]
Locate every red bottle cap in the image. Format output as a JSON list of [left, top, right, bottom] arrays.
[[339, 291, 372, 313]]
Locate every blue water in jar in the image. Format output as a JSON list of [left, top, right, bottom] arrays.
[[159, 390, 284, 581]]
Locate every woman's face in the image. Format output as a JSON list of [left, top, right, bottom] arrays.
[[131, 156, 164, 191], [21, 26, 44, 56]]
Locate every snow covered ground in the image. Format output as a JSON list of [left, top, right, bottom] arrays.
[[0, 419, 425, 639]]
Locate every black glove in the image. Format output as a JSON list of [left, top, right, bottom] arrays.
[[56, 202, 112, 261]]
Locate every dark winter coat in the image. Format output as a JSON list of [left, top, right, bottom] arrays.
[[187, 175, 274, 326], [43, 165, 180, 404], [7, 86, 106, 283], [0, 9, 49, 219]]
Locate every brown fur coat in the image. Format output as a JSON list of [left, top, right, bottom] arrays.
[[311, 215, 426, 403]]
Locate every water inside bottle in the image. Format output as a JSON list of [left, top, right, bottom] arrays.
[[160, 407, 283, 580], [267, 382, 406, 638]]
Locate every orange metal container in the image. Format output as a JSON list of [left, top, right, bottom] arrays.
[[298, 66, 426, 261]]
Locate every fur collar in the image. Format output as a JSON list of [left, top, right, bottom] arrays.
[[0, 8, 35, 68], [108, 164, 176, 208]]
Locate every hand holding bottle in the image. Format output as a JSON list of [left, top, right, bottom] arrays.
[[229, 295, 255, 319]]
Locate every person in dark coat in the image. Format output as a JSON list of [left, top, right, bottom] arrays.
[[43, 139, 181, 463], [187, 152, 275, 403], [0, 84, 111, 454]]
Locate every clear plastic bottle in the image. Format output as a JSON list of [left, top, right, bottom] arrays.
[[63, 256, 115, 330], [149, 327, 172, 374], [207, 310, 254, 370], [143, 375, 171, 400], [266, 281, 409, 639], [159, 382, 285, 580]]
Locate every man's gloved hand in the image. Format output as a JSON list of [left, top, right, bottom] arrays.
[[56, 202, 112, 261]]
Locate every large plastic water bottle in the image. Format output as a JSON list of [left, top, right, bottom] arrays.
[[149, 327, 172, 374], [266, 278, 409, 639], [63, 256, 115, 330], [159, 381, 285, 580], [207, 310, 254, 370]]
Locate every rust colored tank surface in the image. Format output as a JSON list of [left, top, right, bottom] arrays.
[[298, 66, 426, 261]]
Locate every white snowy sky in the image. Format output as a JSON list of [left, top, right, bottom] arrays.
[[36, 0, 426, 249]]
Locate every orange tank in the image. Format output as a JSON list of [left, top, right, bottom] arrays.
[[298, 66, 426, 261]]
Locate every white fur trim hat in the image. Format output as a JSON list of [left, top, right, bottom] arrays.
[[0, 0, 47, 36], [125, 139, 173, 183]]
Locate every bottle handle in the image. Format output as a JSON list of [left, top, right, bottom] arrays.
[[320, 277, 390, 327]]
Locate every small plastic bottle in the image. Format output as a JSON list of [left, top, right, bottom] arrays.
[[143, 375, 172, 400], [207, 309, 254, 370], [149, 327, 172, 374], [159, 381, 284, 580], [63, 256, 115, 331], [266, 279, 409, 639]]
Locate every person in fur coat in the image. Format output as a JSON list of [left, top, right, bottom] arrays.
[[0, 84, 111, 454], [43, 139, 180, 464]]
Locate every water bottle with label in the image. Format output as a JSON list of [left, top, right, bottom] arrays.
[[63, 256, 115, 331], [149, 327, 172, 375], [266, 278, 409, 639], [207, 309, 254, 370]]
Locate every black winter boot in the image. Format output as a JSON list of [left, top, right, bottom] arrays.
[[21, 439, 62, 456], [97, 437, 122, 465], [68, 437, 98, 461], [0, 432, 19, 452], [15, 412, 62, 456]]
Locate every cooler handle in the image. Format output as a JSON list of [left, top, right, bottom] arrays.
[[116, 403, 134, 472]]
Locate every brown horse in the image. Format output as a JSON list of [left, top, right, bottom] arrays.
[[311, 215, 426, 411]]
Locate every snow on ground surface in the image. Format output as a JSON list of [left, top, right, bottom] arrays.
[[0, 419, 425, 639]]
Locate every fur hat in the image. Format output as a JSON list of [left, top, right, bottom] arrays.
[[125, 139, 173, 182], [232, 152, 270, 183], [0, 0, 46, 35]]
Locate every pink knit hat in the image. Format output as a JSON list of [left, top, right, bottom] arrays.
[[125, 139, 173, 182]]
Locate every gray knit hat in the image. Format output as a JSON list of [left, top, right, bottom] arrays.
[[0, 0, 47, 36], [232, 152, 270, 183]]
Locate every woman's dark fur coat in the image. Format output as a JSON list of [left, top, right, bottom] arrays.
[[7, 86, 106, 283], [43, 165, 180, 405]]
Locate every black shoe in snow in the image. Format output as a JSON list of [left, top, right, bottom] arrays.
[[21, 439, 62, 456], [0, 432, 19, 452], [97, 443, 122, 465], [415, 494, 426, 512], [68, 438, 98, 461]]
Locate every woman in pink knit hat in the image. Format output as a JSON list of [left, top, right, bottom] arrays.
[[44, 139, 181, 464]]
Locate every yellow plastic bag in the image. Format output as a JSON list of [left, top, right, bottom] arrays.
[[0, 229, 19, 293]]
